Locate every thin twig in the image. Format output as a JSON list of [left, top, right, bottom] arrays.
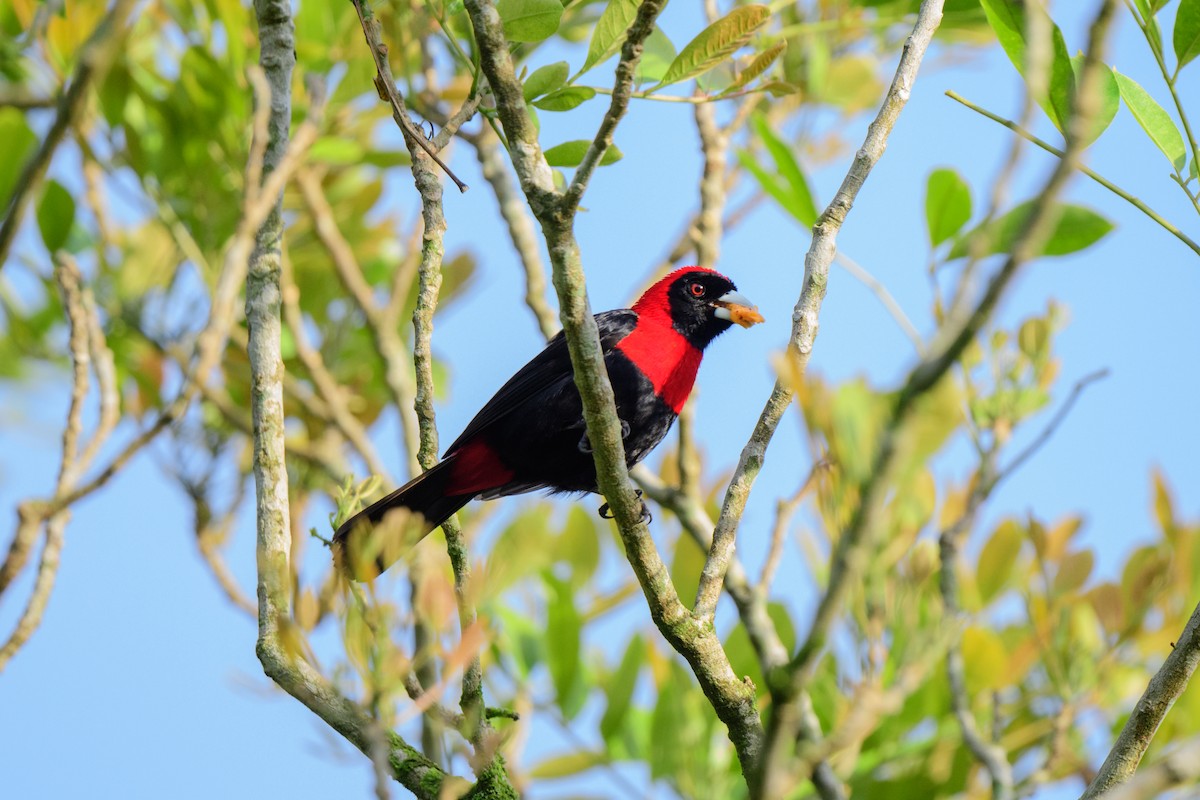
[[937, 368, 1107, 798], [759, 460, 828, 592], [834, 252, 924, 353], [351, 0, 469, 192], [470, 129, 559, 339], [631, 467, 845, 800], [563, 0, 670, 211], [280, 251, 394, 483], [1000, 369, 1109, 479], [0, 256, 93, 671]]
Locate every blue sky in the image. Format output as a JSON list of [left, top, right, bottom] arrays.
[[2, 2, 1199, 798]]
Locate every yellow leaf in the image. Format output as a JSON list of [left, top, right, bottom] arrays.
[[1153, 469, 1179, 545], [1053, 549, 1094, 596], [1043, 516, 1083, 562], [962, 626, 1007, 691], [528, 751, 606, 779], [977, 519, 1023, 603], [295, 589, 319, 632], [1088, 582, 1125, 635], [938, 482, 969, 531]]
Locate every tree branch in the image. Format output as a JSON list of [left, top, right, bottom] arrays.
[[940, 453, 1014, 800], [463, 0, 767, 790], [694, 0, 947, 625], [1081, 601, 1200, 798], [756, 1, 1118, 794], [246, 3, 448, 796], [351, 1, 510, 788], [561, 0, 669, 211], [470, 129, 559, 340]]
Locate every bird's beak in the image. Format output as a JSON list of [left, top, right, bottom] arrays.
[[712, 290, 765, 328]]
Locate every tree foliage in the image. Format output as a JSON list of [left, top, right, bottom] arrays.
[[3, 0, 1200, 798]]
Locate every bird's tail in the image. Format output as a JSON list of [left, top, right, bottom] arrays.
[[333, 457, 472, 580]]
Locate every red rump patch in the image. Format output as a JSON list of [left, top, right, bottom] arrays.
[[616, 323, 703, 414], [446, 438, 515, 494]]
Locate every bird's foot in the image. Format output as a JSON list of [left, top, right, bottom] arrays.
[[597, 489, 651, 523], [577, 419, 632, 454]]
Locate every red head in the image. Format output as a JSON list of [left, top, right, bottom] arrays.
[[632, 266, 763, 348]]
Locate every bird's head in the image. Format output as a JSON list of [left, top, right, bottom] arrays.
[[632, 266, 764, 348]]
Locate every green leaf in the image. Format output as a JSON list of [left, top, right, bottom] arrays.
[[308, 136, 365, 165], [496, 0, 562, 43], [495, 606, 544, 678], [736, 149, 802, 222], [979, 0, 1075, 132], [577, 0, 640, 78], [724, 40, 786, 94], [600, 635, 644, 741], [543, 140, 623, 167], [1175, 0, 1200, 70], [653, 4, 771, 89], [523, 61, 569, 101], [649, 668, 683, 778], [544, 573, 584, 719], [977, 519, 1023, 603], [761, 80, 801, 97], [1017, 317, 1049, 360], [36, 180, 75, 254], [635, 26, 677, 86], [532, 86, 596, 111], [528, 751, 607, 779], [669, 532, 706, 601], [1114, 70, 1187, 171], [948, 202, 1114, 260], [557, 506, 601, 584], [822, 55, 883, 113], [924, 167, 972, 247], [1070, 55, 1119, 146], [361, 149, 412, 168], [0, 109, 36, 206], [747, 113, 818, 225]]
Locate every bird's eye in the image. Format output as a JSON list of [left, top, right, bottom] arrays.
[[689, 282, 706, 298]]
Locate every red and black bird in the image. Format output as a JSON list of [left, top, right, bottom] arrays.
[[334, 266, 763, 579]]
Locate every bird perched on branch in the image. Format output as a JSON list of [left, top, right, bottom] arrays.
[[334, 266, 763, 579]]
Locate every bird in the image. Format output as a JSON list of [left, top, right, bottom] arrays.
[[333, 266, 763, 579]]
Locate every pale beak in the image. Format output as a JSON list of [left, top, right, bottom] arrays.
[[712, 290, 765, 328]]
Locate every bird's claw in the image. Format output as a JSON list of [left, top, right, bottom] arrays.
[[597, 490, 651, 523], [578, 419, 632, 454]]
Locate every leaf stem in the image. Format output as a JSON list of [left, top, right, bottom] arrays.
[[945, 90, 1200, 258], [1123, 0, 1200, 208]]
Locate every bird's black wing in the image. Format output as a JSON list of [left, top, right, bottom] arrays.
[[444, 309, 638, 456]]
